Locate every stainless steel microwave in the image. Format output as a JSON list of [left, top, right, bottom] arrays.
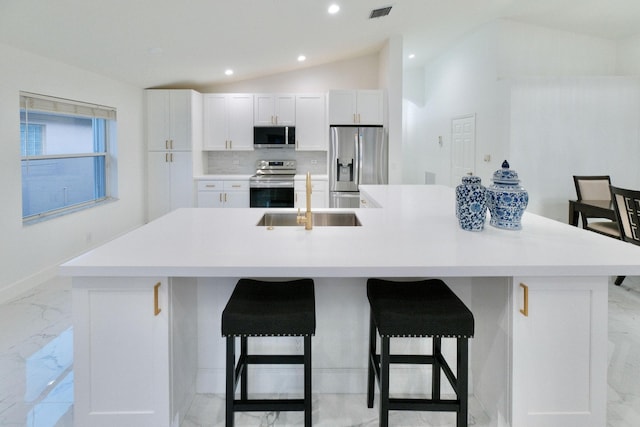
[[254, 126, 295, 149]]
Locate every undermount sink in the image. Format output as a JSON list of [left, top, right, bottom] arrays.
[[257, 212, 362, 227]]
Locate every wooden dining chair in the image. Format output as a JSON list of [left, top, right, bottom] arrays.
[[573, 175, 620, 238], [610, 186, 640, 286]]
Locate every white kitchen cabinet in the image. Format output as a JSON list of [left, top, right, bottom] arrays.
[[511, 276, 607, 427], [148, 151, 194, 221], [146, 89, 197, 151], [203, 93, 254, 150], [328, 89, 384, 125], [146, 89, 201, 221], [295, 94, 327, 151], [197, 179, 249, 208], [254, 93, 295, 126], [72, 276, 197, 427], [295, 177, 327, 209]]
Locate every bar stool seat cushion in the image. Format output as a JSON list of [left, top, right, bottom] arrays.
[[222, 278, 316, 337], [367, 278, 474, 338]]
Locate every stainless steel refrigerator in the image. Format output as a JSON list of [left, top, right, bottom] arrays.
[[329, 126, 388, 208]]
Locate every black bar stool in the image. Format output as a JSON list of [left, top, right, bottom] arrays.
[[221, 278, 315, 427], [366, 278, 475, 427]]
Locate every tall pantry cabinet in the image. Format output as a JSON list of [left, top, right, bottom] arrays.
[[146, 90, 202, 221]]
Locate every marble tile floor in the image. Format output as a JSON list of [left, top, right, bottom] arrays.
[[1, 275, 640, 426]]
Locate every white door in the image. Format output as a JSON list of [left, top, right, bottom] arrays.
[[451, 114, 476, 186]]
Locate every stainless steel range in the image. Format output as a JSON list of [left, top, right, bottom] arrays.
[[249, 160, 296, 208]]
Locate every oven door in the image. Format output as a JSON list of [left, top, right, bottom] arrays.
[[250, 181, 295, 208]]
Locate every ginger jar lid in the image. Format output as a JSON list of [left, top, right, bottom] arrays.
[[492, 160, 520, 185]]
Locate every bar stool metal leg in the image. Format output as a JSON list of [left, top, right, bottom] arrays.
[[304, 335, 312, 427], [367, 311, 376, 408], [457, 337, 469, 427], [226, 337, 235, 427], [432, 337, 441, 401], [379, 336, 390, 427], [240, 336, 248, 401]]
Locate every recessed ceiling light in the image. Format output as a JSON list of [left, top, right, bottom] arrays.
[[224, 69, 234, 76], [328, 4, 340, 14], [297, 55, 306, 62], [408, 54, 415, 59]]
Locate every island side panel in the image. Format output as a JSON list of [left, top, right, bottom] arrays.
[[511, 276, 607, 427], [72, 276, 198, 427]]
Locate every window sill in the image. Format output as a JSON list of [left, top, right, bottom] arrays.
[[22, 197, 119, 226]]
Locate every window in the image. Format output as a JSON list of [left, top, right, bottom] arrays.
[[20, 92, 117, 222]]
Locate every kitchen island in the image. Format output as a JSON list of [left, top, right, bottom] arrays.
[[60, 185, 640, 427]]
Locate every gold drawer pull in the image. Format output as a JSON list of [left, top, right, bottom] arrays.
[[154, 282, 162, 316], [520, 283, 529, 317]]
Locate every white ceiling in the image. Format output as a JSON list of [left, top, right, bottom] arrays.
[[1, 0, 640, 89]]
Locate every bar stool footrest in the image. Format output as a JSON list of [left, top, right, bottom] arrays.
[[389, 398, 460, 412], [233, 399, 305, 412]]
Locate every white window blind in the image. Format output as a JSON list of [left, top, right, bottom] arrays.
[[20, 92, 117, 120]]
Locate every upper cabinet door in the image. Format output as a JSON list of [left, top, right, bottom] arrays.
[[227, 94, 254, 150], [328, 90, 384, 125], [295, 94, 327, 151], [146, 90, 171, 151], [254, 94, 295, 126], [203, 94, 228, 150], [355, 90, 384, 126], [328, 90, 357, 125], [203, 94, 254, 151], [146, 90, 195, 151], [274, 94, 295, 125]]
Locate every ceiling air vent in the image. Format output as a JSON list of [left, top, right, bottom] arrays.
[[369, 6, 392, 19]]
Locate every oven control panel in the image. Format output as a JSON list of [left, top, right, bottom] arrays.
[[256, 159, 296, 172]]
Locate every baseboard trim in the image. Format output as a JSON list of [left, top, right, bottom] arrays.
[[0, 265, 59, 304]]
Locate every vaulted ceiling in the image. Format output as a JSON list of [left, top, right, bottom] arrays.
[[1, 0, 639, 89]]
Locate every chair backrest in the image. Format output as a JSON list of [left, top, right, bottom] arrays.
[[610, 185, 640, 246], [573, 175, 612, 201]]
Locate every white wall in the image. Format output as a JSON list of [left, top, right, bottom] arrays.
[[510, 77, 640, 220], [200, 53, 381, 93], [403, 19, 638, 221], [0, 42, 145, 301], [403, 23, 508, 186], [379, 35, 404, 184]]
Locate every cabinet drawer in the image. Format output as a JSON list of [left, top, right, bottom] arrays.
[[224, 180, 249, 191], [197, 180, 223, 191]]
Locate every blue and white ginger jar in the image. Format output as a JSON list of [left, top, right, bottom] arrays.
[[486, 160, 529, 230], [456, 175, 487, 231]]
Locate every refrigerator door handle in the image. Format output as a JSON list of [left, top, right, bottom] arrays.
[[356, 131, 363, 186], [353, 131, 359, 186]]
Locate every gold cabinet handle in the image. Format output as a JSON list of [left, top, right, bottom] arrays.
[[154, 282, 162, 316], [165, 153, 168, 162], [170, 153, 173, 162], [520, 283, 529, 317]]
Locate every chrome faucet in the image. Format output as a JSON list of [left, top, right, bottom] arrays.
[[297, 172, 313, 230]]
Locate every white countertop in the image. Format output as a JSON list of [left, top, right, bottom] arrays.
[[60, 185, 640, 278]]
